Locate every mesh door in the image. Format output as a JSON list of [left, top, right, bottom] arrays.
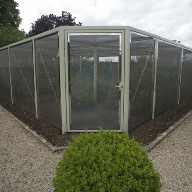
[[69, 33, 121, 130]]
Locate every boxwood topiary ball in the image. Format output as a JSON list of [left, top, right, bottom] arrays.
[[53, 128, 162, 192]]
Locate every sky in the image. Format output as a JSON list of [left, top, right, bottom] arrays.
[[16, 0, 192, 47]]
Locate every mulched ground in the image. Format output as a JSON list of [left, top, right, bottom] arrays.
[[1, 96, 192, 147]]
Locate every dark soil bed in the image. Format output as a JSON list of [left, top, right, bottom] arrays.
[[1, 96, 192, 147]]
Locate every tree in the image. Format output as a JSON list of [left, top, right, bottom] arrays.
[[0, 0, 25, 47], [26, 11, 82, 37], [0, 26, 25, 47], [0, 0, 22, 28]]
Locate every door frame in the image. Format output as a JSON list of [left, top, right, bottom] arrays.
[[61, 27, 129, 133]]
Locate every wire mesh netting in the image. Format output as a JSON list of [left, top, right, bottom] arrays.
[[35, 34, 61, 129], [10, 42, 35, 115], [69, 34, 121, 130], [155, 41, 181, 116], [129, 32, 154, 130], [2, 27, 192, 133], [0, 49, 11, 101], [180, 49, 192, 102]]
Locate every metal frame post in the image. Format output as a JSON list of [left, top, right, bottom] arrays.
[[152, 37, 158, 119], [59, 28, 67, 134], [94, 45, 97, 102], [8, 47, 13, 104], [80, 56, 82, 72], [119, 30, 125, 132], [32, 38, 39, 118], [64, 31, 70, 132], [178, 48, 183, 105], [123, 27, 130, 133]]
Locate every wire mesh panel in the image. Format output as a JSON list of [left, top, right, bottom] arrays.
[[69, 33, 121, 130], [180, 49, 192, 102], [36, 34, 61, 129], [155, 41, 181, 116], [129, 32, 154, 130], [10, 42, 35, 115], [0, 49, 11, 101]]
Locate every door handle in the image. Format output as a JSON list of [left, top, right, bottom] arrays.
[[115, 85, 123, 88]]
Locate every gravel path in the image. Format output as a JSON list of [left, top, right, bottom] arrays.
[[0, 107, 64, 192], [148, 113, 192, 191], [0, 106, 192, 191]]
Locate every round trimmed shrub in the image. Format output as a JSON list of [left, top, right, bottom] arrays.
[[53, 128, 162, 192]]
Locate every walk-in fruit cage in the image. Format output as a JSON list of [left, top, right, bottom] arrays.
[[0, 26, 192, 134]]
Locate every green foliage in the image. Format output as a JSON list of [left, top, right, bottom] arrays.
[[106, 80, 119, 108], [71, 72, 94, 107], [0, 0, 22, 28], [0, 0, 25, 48], [27, 11, 82, 37], [53, 128, 162, 192], [71, 73, 119, 108], [70, 59, 120, 108], [0, 25, 25, 47]]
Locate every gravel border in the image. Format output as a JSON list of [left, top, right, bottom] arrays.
[[141, 110, 192, 152], [1, 104, 191, 152], [148, 110, 192, 191], [0, 105, 64, 192], [1, 104, 192, 191], [0, 105, 67, 152]]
